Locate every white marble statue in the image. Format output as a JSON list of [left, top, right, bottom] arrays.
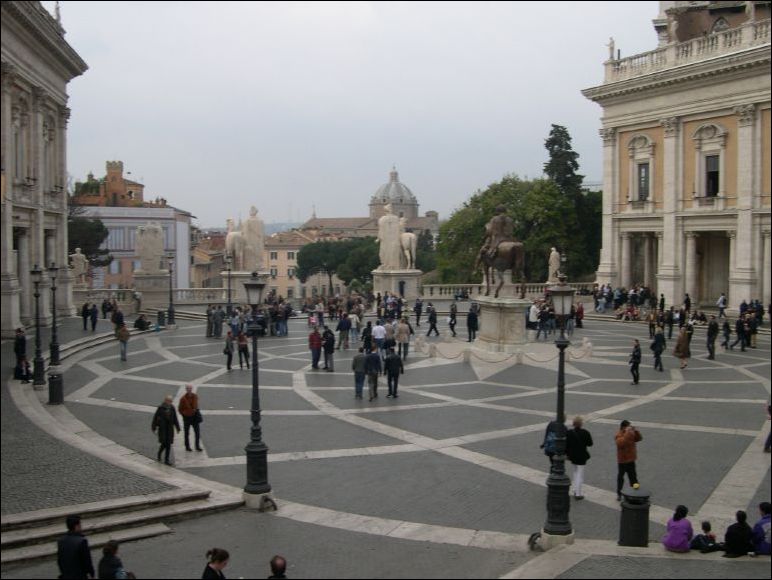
[[548, 247, 561, 284], [225, 218, 245, 270], [241, 206, 265, 272], [399, 217, 417, 270], [135, 222, 165, 274], [377, 203, 404, 270], [69, 247, 88, 284]]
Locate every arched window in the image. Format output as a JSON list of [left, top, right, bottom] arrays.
[[711, 17, 729, 34], [627, 134, 655, 203]]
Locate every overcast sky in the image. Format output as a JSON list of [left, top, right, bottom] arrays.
[[45, 1, 659, 227]]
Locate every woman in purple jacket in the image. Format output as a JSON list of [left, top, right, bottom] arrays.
[[662, 505, 693, 552]]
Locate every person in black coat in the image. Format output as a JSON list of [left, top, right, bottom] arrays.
[[152, 396, 180, 465], [426, 303, 439, 337], [98, 540, 132, 579], [90, 304, 99, 332], [566, 416, 593, 500], [81, 302, 90, 331], [629, 339, 642, 385], [723, 510, 754, 557], [57, 515, 95, 580], [13, 328, 26, 368], [466, 308, 479, 343], [383, 347, 404, 398], [322, 326, 335, 372], [651, 328, 666, 372]]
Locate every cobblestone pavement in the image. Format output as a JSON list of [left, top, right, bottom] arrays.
[[1, 318, 174, 516], [2, 314, 770, 578]]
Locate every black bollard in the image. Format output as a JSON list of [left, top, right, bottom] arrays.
[[618, 485, 650, 547], [48, 373, 64, 405], [157, 310, 166, 327]]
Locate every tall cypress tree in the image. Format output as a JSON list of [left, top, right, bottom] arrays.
[[543, 124, 584, 199]]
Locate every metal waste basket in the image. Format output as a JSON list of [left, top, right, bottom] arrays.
[[619, 486, 650, 547], [157, 310, 166, 326], [48, 373, 64, 405]]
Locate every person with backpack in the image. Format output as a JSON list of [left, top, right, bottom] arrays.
[[565, 416, 593, 500], [540, 417, 564, 466], [322, 326, 336, 371]]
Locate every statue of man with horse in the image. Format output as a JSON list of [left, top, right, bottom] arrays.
[[474, 205, 526, 298]]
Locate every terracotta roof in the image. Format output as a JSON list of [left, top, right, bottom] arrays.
[[265, 230, 317, 247], [300, 217, 376, 230]]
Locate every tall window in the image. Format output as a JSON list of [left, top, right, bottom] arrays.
[[270, 251, 278, 261], [270, 267, 277, 278], [287, 268, 295, 278], [287, 251, 295, 260], [705, 155, 719, 197], [637, 163, 650, 201]]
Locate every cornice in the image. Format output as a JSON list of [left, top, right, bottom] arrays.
[[582, 46, 770, 104], [1, 1, 88, 80]]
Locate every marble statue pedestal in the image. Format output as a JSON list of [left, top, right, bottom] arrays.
[[133, 273, 172, 310], [372, 269, 422, 302], [228, 271, 271, 304], [475, 295, 531, 353]]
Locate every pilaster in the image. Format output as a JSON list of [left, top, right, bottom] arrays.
[[763, 229, 771, 307], [620, 232, 631, 289], [656, 117, 681, 308], [595, 127, 618, 285], [684, 232, 698, 304]]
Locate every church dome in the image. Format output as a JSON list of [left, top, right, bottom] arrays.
[[371, 167, 417, 205]]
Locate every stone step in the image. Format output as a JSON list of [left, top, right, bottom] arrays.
[[1, 495, 242, 550], [1, 489, 209, 532], [0, 523, 171, 565]]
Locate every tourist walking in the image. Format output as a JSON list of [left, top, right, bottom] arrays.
[[629, 339, 641, 385], [178, 384, 203, 452], [308, 326, 322, 370], [721, 319, 731, 349], [89, 303, 98, 331], [673, 327, 691, 369], [651, 328, 666, 372], [717, 293, 727, 319], [730, 317, 746, 351], [152, 395, 180, 465], [384, 347, 404, 398], [352, 347, 366, 399], [707, 315, 719, 360], [615, 419, 642, 501], [414, 297, 423, 327], [566, 416, 593, 500], [116, 323, 130, 362], [202, 548, 229, 579], [372, 320, 387, 356], [365, 345, 382, 401], [449, 303, 458, 337], [13, 327, 26, 369], [206, 305, 215, 337], [662, 505, 694, 553], [426, 303, 439, 336], [223, 331, 234, 371], [322, 325, 335, 371], [98, 540, 134, 579], [396, 317, 412, 360], [237, 331, 250, 370], [467, 307, 479, 342], [336, 313, 351, 350], [57, 515, 95, 580], [665, 307, 675, 339], [81, 302, 90, 331], [213, 306, 225, 338]]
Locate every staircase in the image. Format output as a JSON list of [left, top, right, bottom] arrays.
[[1, 489, 243, 564]]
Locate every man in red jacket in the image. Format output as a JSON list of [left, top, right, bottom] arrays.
[[308, 327, 322, 370], [615, 419, 643, 501]]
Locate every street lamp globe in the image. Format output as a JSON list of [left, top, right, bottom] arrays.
[[243, 273, 266, 307], [30, 264, 43, 285], [549, 275, 574, 319]]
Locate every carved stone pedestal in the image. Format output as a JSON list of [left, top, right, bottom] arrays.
[[372, 269, 422, 302], [475, 295, 531, 353]]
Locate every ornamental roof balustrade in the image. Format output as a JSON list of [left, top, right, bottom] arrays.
[[604, 18, 770, 83]]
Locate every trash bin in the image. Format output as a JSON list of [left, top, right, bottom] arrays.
[[157, 310, 166, 326], [48, 373, 64, 405], [619, 486, 650, 547]]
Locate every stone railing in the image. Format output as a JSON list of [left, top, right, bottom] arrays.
[[605, 19, 770, 82], [173, 288, 227, 303], [421, 283, 595, 300]]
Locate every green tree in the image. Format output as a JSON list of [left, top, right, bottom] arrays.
[[67, 201, 112, 270], [543, 124, 584, 198], [296, 237, 379, 292], [296, 241, 339, 294]]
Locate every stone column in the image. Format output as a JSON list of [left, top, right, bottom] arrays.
[[595, 127, 618, 285], [643, 235, 653, 289], [684, 232, 699, 303], [731, 105, 757, 306], [657, 117, 681, 307], [656, 231, 663, 270], [763, 229, 771, 307], [57, 106, 74, 315], [620, 232, 631, 288], [17, 230, 31, 324]]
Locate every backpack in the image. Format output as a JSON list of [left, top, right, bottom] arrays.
[[543, 430, 557, 455]]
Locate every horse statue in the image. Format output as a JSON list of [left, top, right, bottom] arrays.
[[474, 241, 526, 299], [225, 218, 245, 270], [400, 231, 417, 270]]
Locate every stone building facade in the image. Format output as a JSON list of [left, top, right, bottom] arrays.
[[1, 1, 88, 337], [583, 1, 771, 309]]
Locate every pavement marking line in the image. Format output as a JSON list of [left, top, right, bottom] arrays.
[[271, 499, 532, 552], [499, 545, 589, 579], [695, 429, 771, 529]]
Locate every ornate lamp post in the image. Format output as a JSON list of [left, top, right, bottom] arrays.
[[242, 273, 271, 502], [167, 253, 175, 326], [225, 253, 233, 316], [543, 274, 575, 538], [48, 262, 61, 366], [30, 265, 46, 387]]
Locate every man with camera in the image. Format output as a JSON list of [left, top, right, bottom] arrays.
[[615, 419, 643, 501]]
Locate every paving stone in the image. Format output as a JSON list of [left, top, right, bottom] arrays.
[[195, 385, 317, 412], [672, 382, 769, 400], [91, 378, 179, 407], [626, 399, 765, 431], [557, 555, 771, 579], [129, 361, 215, 382]]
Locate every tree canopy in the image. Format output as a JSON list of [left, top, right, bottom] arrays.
[[67, 201, 112, 270], [296, 237, 379, 292]]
